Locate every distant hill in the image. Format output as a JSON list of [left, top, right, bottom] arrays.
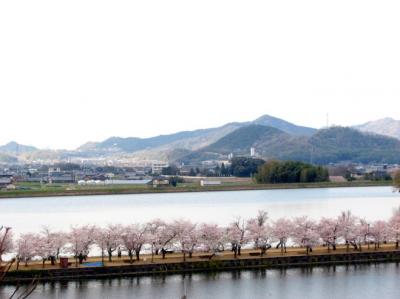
[[0, 141, 37, 155], [252, 115, 316, 136], [308, 126, 400, 164], [354, 117, 400, 140], [205, 125, 289, 154], [77, 114, 316, 155], [178, 125, 400, 165], [4, 116, 400, 166], [0, 153, 18, 163]]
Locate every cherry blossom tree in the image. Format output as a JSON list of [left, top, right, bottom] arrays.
[[388, 206, 400, 248], [36, 227, 66, 266], [337, 211, 358, 251], [271, 218, 293, 255], [68, 225, 96, 266], [94, 224, 123, 262], [147, 219, 177, 261], [292, 216, 319, 255], [120, 223, 148, 263], [15, 233, 38, 269], [246, 210, 272, 256], [317, 217, 339, 252], [0, 226, 13, 263], [198, 223, 224, 258], [227, 217, 247, 258], [172, 220, 198, 261], [354, 218, 371, 251], [370, 220, 388, 249]]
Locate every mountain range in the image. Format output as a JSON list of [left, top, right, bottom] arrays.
[[2, 115, 400, 165]]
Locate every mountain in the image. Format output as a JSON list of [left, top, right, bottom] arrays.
[[178, 125, 400, 165], [354, 117, 400, 140], [205, 125, 291, 154], [308, 126, 400, 164], [78, 115, 316, 155], [0, 141, 37, 155], [252, 115, 316, 136]]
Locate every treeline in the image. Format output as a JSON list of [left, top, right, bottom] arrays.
[[163, 157, 265, 177], [255, 161, 329, 184]]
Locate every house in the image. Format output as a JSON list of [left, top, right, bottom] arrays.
[[0, 175, 13, 188]]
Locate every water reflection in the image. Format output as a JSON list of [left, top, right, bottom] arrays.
[[3, 264, 400, 299]]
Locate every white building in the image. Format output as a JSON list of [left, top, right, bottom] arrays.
[[151, 161, 169, 174]]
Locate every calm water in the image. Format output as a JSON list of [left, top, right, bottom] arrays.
[[0, 186, 398, 234], [2, 264, 400, 299], [1, 187, 400, 299]]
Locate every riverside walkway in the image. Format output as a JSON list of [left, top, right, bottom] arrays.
[[3, 244, 400, 283]]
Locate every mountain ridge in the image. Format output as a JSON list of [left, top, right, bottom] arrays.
[[354, 117, 400, 140]]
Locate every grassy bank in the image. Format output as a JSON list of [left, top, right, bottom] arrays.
[[0, 180, 393, 199]]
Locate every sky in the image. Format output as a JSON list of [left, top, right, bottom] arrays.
[[1, 0, 400, 150]]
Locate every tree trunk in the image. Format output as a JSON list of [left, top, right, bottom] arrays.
[[108, 250, 112, 262], [129, 250, 133, 264], [136, 250, 140, 261]]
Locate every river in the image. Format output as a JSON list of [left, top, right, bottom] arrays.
[[0, 186, 398, 233], [1, 186, 399, 298]]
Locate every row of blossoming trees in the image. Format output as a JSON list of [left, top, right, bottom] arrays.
[[1, 208, 400, 269]]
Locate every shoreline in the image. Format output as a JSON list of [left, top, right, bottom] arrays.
[[4, 246, 400, 283], [0, 180, 393, 199]]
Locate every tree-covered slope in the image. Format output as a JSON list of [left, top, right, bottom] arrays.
[[178, 125, 400, 165]]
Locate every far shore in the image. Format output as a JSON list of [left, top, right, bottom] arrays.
[[0, 180, 394, 199]]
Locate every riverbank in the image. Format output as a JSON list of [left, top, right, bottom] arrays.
[[0, 180, 393, 199], [4, 245, 400, 283]]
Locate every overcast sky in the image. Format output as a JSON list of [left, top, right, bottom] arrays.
[[1, 1, 399, 149]]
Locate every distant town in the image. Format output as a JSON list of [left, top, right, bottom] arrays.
[[0, 150, 398, 192]]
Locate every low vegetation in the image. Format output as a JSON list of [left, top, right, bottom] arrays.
[[395, 170, 400, 191]]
